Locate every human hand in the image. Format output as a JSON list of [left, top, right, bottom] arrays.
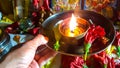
[[0, 34, 56, 68], [35, 45, 57, 67]]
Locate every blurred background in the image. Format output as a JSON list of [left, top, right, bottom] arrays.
[[0, 0, 119, 28]]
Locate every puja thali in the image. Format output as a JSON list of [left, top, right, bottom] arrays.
[[42, 10, 115, 56]]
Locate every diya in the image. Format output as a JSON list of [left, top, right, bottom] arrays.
[[42, 10, 115, 56], [59, 14, 90, 38], [56, 14, 90, 47]]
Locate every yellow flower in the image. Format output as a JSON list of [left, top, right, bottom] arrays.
[[106, 45, 116, 55]]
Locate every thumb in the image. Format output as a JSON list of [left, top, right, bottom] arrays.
[[17, 34, 48, 58], [14, 34, 48, 67], [20, 34, 48, 51]]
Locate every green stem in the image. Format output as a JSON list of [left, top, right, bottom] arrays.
[[104, 64, 107, 68], [83, 64, 88, 68], [41, 58, 54, 68], [84, 43, 91, 60], [116, 46, 120, 57], [54, 41, 60, 51]]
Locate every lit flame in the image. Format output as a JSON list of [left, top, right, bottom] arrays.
[[69, 14, 78, 32]]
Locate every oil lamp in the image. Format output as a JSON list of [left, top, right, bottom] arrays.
[[59, 14, 90, 39]]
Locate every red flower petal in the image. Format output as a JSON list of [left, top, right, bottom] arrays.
[[70, 57, 84, 68], [85, 25, 106, 43]]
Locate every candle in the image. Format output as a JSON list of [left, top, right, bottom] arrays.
[[59, 14, 89, 39]]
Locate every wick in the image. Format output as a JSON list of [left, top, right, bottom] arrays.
[[71, 30, 74, 33]]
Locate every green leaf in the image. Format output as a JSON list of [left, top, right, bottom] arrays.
[[54, 41, 60, 51]]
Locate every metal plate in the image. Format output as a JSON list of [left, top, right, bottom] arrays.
[[42, 10, 115, 56]]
